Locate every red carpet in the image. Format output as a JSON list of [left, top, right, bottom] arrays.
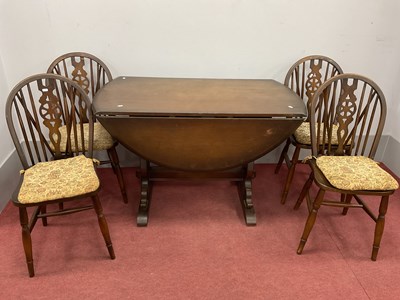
[[1, 164, 400, 299]]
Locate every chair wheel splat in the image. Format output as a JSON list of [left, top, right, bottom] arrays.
[[6, 73, 116, 277], [275, 55, 343, 205], [47, 52, 128, 204], [294, 73, 398, 260]]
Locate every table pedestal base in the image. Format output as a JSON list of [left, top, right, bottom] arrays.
[[136, 159, 257, 226]]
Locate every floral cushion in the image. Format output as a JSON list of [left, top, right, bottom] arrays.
[[18, 155, 100, 204], [316, 156, 399, 191], [54, 122, 114, 152], [294, 122, 342, 145]]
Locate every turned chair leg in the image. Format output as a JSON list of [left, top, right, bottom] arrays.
[[281, 145, 301, 204], [371, 196, 389, 261], [294, 172, 314, 210], [107, 147, 128, 204], [275, 138, 291, 174], [92, 195, 116, 260], [19, 207, 34, 277], [297, 189, 325, 255], [40, 205, 48, 226], [341, 194, 353, 215]]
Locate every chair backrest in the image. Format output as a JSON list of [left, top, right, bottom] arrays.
[[47, 52, 113, 101], [284, 55, 343, 121], [5, 73, 94, 169], [309, 73, 387, 159]]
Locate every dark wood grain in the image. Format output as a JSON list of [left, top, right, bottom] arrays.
[[93, 76, 307, 226]]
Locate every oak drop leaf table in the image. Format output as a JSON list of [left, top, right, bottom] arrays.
[[93, 77, 306, 226]]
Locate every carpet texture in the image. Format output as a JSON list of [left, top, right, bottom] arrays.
[[0, 164, 399, 299]]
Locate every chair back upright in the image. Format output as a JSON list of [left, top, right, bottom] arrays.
[[284, 55, 343, 122], [310, 73, 387, 159], [5, 73, 94, 169]]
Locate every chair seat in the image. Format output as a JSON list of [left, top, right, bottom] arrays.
[[316, 156, 399, 191], [294, 122, 342, 145], [18, 155, 100, 204], [55, 123, 114, 152]]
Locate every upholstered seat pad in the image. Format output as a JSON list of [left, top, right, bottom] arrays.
[[294, 122, 342, 145], [316, 156, 399, 191], [55, 122, 114, 151], [18, 155, 100, 204]]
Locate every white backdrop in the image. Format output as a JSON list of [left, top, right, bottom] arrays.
[[1, 0, 400, 165]]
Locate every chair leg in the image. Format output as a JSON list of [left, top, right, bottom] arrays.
[[281, 145, 301, 204], [40, 205, 48, 226], [371, 196, 389, 261], [107, 147, 128, 203], [294, 171, 314, 210], [92, 195, 116, 260], [275, 138, 291, 174], [297, 188, 325, 255], [341, 194, 353, 215], [19, 207, 34, 277]]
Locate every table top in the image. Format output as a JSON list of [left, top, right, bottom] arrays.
[[93, 76, 307, 118]]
